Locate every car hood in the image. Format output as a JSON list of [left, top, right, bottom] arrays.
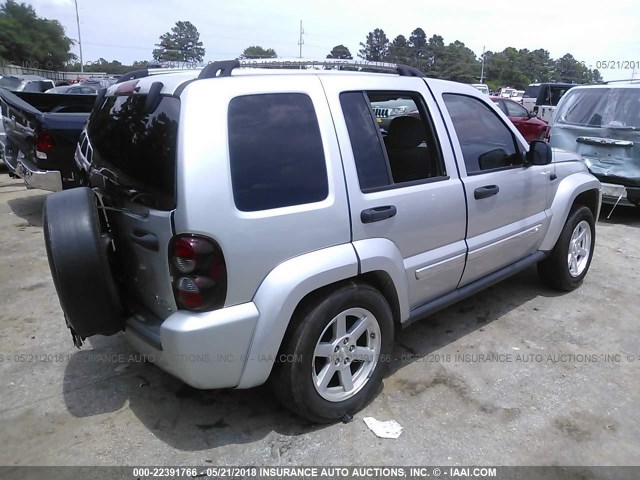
[[550, 124, 640, 186]]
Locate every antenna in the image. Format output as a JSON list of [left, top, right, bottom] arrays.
[[298, 20, 305, 58]]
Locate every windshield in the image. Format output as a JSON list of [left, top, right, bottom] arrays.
[[87, 94, 180, 210], [555, 88, 640, 129], [0, 76, 22, 91]]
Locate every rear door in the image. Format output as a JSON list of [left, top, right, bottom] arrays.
[[322, 75, 467, 308], [434, 88, 551, 286]]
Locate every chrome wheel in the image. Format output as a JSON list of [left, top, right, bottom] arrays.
[[312, 307, 381, 402], [568, 220, 592, 277]]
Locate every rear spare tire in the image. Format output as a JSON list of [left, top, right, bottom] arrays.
[[43, 187, 124, 344]]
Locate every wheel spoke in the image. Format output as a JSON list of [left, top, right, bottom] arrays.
[[576, 228, 587, 243], [570, 254, 578, 273], [339, 368, 354, 392], [315, 343, 335, 358], [334, 313, 346, 338], [316, 362, 337, 390], [353, 346, 376, 362], [578, 247, 589, 258], [347, 316, 369, 341]]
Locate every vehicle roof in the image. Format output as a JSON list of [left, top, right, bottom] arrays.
[[565, 83, 640, 90], [526, 82, 578, 87], [106, 67, 481, 97], [0, 74, 53, 81]]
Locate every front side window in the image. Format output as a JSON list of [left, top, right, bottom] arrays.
[[228, 93, 328, 212], [340, 91, 445, 191], [505, 101, 529, 118], [443, 94, 520, 173]]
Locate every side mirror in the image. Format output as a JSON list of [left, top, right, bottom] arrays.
[[527, 140, 552, 166]]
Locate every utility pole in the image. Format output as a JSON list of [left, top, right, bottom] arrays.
[[298, 20, 304, 58], [479, 45, 485, 83], [74, 0, 84, 72]]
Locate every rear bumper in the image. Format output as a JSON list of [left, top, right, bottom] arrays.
[[15, 156, 62, 192], [124, 302, 259, 389], [601, 182, 640, 207]]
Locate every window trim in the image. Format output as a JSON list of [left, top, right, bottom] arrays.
[[343, 89, 449, 193], [443, 93, 524, 175]]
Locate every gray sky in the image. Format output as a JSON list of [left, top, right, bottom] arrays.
[[30, 0, 640, 81]]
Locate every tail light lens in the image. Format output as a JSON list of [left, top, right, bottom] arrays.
[[169, 235, 227, 311], [35, 129, 55, 160]]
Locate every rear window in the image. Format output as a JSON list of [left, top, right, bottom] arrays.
[[523, 85, 540, 99], [87, 94, 180, 210], [0, 76, 21, 91], [555, 88, 640, 128], [228, 93, 328, 212]]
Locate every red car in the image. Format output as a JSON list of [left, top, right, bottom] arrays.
[[491, 96, 548, 142]]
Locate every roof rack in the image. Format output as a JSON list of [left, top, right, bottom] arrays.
[[197, 58, 426, 79], [606, 78, 640, 84]]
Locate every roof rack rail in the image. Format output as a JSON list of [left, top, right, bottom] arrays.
[[606, 78, 640, 84], [197, 58, 426, 79]]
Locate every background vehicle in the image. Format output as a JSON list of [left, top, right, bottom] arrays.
[[471, 83, 490, 95], [43, 60, 600, 423], [549, 83, 640, 207], [522, 82, 577, 122], [498, 87, 516, 98], [491, 96, 548, 142], [510, 89, 525, 103], [0, 74, 55, 93], [370, 96, 417, 130], [45, 84, 100, 95], [0, 89, 96, 190]]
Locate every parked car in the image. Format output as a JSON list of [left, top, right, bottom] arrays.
[[471, 83, 490, 95], [43, 60, 600, 423], [510, 89, 525, 103], [45, 84, 100, 95], [498, 87, 516, 98], [491, 96, 548, 142], [370, 96, 417, 130], [549, 83, 640, 207], [522, 82, 577, 122], [0, 89, 96, 189], [0, 74, 55, 93]]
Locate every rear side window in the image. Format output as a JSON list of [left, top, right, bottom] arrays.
[[87, 95, 180, 210], [523, 85, 540, 99], [228, 93, 328, 212]]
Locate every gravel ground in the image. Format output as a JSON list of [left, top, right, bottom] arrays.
[[0, 169, 638, 468]]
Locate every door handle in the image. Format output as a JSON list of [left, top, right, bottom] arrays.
[[361, 205, 397, 224], [130, 230, 159, 251], [474, 185, 500, 200]]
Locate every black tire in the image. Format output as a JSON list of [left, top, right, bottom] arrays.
[[538, 205, 595, 291], [271, 283, 394, 423], [43, 187, 124, 342]]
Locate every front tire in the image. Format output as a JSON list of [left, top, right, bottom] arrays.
[[271, 283, 394, 423], [538, 205, 595, 291]]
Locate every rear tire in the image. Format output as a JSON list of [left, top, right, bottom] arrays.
[[43, 187, 124, 343], [538, 205, 595, 291], [271, 283, 394, 423]]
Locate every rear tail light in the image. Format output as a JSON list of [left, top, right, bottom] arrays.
[[169, 235, 227, 311], [35, 129, 55, 160]]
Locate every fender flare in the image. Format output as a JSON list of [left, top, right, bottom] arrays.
[[540, 172, 601, 251]]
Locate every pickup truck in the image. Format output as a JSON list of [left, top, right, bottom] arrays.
[[0, 89, 96, 191], [43, 59, 602, 422]]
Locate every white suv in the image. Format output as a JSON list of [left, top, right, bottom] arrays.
[[44, 59, 601, 422]]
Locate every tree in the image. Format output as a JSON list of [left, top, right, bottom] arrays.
[[0, 0, 75, 69], [152, 21, 205, 63], [387, 35, 410, 65], [326, 45, 352, 59], [239, 46, 277, 59], [358, 28, 389, 61], [409, 28, 427, 69]]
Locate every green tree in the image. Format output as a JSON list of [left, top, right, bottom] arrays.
[[437, 41, 479, 83], [387, 35, 410, 65], [408, 28, 427, 69], [326, 44, 352, 59], [358, 28, 389, 61], [152, 21, 205, 63], [425, 34, 445, 75], [0, 0, 75, 69], [239, 46, 277, 59]]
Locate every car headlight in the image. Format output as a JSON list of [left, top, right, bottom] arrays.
[[389, 106, 407, 116]]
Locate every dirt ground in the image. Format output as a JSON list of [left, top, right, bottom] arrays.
[[0, 169, 638, 467]]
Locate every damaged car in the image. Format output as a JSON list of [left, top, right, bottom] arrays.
[[549, 83, 640, 207]]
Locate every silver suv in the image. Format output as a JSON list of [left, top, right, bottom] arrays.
[[44, 59, 601, 423]]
